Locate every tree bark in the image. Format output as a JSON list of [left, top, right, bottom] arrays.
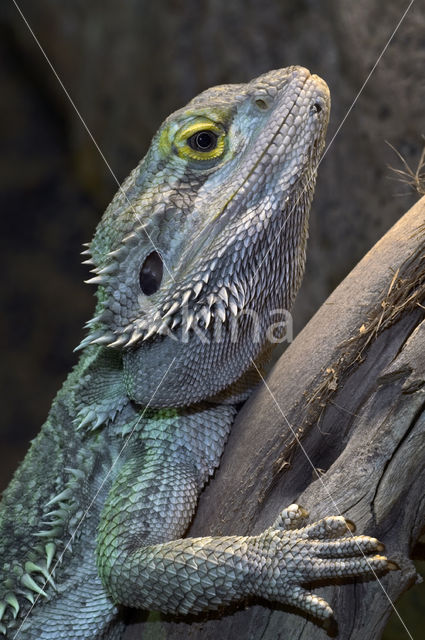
[[126, 196, 425, 639]]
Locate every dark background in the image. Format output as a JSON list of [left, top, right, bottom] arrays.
[[0, 1, 424, 637]]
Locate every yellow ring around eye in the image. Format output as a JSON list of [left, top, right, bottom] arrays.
[[174, 119, 226, 162]]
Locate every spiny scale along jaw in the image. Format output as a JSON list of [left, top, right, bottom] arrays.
[[80, 66, 330, 406]]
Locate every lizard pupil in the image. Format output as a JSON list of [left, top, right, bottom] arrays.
[[188, 131, 217, 152], [139, 251, 163, 296]]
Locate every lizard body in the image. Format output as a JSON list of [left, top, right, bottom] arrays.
[[0, 66, 393, 639]]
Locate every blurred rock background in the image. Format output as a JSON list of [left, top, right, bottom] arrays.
[[0, 1, 423, 636]]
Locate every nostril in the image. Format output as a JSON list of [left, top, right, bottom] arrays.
[[255, 97, 270, 111], [312, 102, 322, 114]]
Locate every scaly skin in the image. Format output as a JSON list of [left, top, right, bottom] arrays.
[[0, 67, 394, 639]]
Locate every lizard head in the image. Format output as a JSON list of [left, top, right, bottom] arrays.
[[80, 66, 330, 406]]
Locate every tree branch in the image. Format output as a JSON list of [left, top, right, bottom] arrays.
[[126, 196, 425, 639]]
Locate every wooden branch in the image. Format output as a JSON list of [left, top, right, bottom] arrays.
[[125, 196, 425, 639]]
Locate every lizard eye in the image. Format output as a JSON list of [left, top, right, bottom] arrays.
[[173, 117, 226, 162], [187, 130, 218, 153], [139, 251, 163, 296]]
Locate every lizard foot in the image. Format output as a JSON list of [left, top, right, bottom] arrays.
[[251, 503, 398, 624]]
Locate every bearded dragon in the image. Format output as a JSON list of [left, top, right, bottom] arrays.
[[0, 66, 395, 639]]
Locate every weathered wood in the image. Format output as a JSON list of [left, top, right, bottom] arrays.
[[126, 196, 425, 639]]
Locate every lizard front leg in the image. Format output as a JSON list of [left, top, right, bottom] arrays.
[[96, 448, 254, 614], [96, 444, 394, 625]]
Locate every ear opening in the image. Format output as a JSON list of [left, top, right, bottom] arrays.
[[139, 251, 164, 296]]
